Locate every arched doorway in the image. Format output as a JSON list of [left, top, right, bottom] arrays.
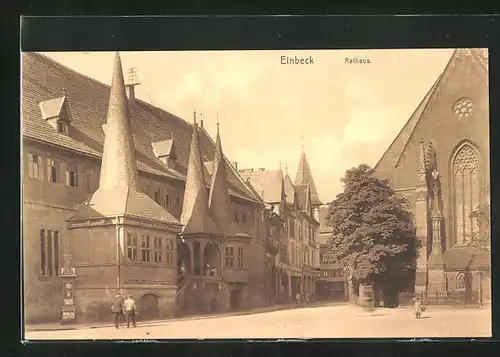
[[177, 242, 191, 282], [140, 294, 160, 320], [203, 242, 221, 276]]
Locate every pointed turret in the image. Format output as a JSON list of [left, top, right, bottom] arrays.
[[417, 139, 427, 183], [181, 113, 221, 235], [99, 52, 139, 190], [71, 52, 180, 225], [295, 146, 322, 206], [430, 169, 444, 254], [209, 123, 230, 231]]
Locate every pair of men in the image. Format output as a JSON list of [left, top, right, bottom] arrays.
[[111, 294, 137, 328]]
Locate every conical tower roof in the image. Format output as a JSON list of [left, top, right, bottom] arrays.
[[180, 116, 221, 235], [295, 146, 322, 205], [71, 52, 180, 227], [209, 123, 231, 231], [98, 52, 139, 190]]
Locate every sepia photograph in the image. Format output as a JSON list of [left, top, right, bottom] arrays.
[[21, 48, 491, 340]]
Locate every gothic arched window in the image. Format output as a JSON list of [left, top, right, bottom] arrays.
[[453, 144, 481, 245]]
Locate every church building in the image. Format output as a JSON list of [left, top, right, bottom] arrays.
[[374, 49, 490, 303], [22, 52, 268, 323]]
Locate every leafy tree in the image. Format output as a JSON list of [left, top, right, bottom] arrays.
[[325, 164, 419, 301]]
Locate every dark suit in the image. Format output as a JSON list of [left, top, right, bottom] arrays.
[[111, 296, 123, 328]]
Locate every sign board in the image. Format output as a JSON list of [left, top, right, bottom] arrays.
[[60, 267, 77, 276]]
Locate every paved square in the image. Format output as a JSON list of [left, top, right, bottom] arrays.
[[25, 304, 491, 340]]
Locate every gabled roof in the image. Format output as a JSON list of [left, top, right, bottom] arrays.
[[374, 49, 488, 172], [295, 147, 322, 205], [240, 169, 283, 204], [151, 139, 175, 159], [21, 52, 258, 202], [39, 96, 72, 121]]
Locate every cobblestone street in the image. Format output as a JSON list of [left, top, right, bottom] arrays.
[[25, 304, 491, 340]]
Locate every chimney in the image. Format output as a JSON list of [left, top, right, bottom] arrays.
[[125, 84, 135, 102], [232, 162, 238, 170]]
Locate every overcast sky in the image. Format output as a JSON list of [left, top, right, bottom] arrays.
[[44, 49, 455, 203]]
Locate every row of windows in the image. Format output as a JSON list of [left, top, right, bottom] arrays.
[[321, 269, 344, 278], [28, 153, 80, 188], [289, 244, 316, 267], [126, 234, 174, 264], [40, 229, 60, 276], [233, 209, 249, 224], [153, 187, 181, 209], [286, 216, 316, 242], [224, 246, 244, 268]]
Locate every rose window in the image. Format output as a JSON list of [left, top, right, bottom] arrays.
[[453, 98, 475, 120]]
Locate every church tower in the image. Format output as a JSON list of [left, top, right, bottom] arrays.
[[295, 145, 322, 220]]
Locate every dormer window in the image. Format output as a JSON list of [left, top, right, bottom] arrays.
[[151, 139, 177, 169], [39, 96, 73, 136]]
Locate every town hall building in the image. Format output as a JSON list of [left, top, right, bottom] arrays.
[[22, 52, 270, 323]]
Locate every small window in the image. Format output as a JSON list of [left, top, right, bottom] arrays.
[[39, 229, 60, 277], [53, 231, 59, 276], [237, 247, 244, 268], [66, 167, 79, 187], [127, 233, 138, 261], [47, 159, 59, 183], [47, 230, 53, 276], [234, 210, 239, 222], [166, 239, 174, 264], [154, 190, 160, 204], [40, 229, 46, 276], [242, 212, 247, 224], [457, 273, 466, 290], [141, 235, 151, 262], [57, 121, 65, 134], [225, 246, 235, 267], [165, 191, 170, 208], [28, 153, 42, 180], [154, 237, 163, 263]]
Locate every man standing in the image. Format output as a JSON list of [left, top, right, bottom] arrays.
[[123, 294, 137, 328], [111, 293, 123, 329]]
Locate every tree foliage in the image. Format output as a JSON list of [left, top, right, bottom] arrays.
[[325, 164, 419, 292]]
